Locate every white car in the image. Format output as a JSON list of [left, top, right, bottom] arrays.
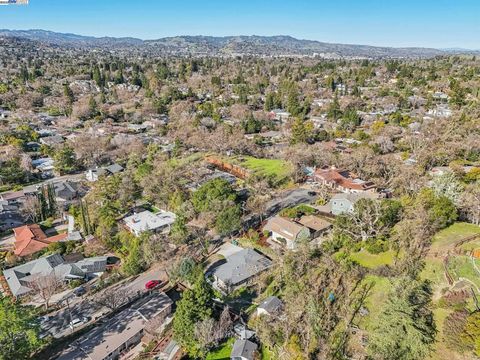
[[69, 317, 89, 329]]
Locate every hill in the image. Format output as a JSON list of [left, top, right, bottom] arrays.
[[0, 29, 454, 58]]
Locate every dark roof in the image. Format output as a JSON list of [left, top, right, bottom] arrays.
[[231, 340, 258, 360], [212, 248, 272, 287], [258, 296, 283, 314], [105, 163, 124, 174]]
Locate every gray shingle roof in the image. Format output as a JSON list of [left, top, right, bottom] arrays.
[[212, 248, 272, 287], [231, 339, 258, 360], [3, 254, 108, 297], [258, 296, 283, 314]]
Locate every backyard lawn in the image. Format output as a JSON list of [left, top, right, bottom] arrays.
[[349, 249, 397, 269], [206, 338, 234, 360]]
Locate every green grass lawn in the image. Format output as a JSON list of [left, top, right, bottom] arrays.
[[448, 255, 480, 290], [349, 249, 397, 269], [206, 338, 235, 360], [233, 156, 293, 185], [430, 222, 480, 252], [421, 258, 445, 288], [358, 275, 392, 331]]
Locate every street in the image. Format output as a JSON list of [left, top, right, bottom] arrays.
[[40, 266, 168, 338]]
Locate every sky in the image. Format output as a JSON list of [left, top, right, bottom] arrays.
[[1, 0, 479, 49]]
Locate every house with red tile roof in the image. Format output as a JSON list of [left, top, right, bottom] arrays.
[[13, 224, 67, 257], [313, 167, 377, 194]]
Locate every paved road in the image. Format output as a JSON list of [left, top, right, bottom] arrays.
[[242, 188, 317, 231], [40, 266, 168, 338], [22, 173, 85, 193]]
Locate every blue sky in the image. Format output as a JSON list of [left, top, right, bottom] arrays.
[[1, 0, 479, 49]]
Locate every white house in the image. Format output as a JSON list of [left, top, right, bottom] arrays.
[[124, 210, 176, 236]]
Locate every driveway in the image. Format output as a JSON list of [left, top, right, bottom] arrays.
[[216, 243, 244, 258], [266, 188, 317, 216]]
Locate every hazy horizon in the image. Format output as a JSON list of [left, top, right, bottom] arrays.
[[1, 0, 479, 49]]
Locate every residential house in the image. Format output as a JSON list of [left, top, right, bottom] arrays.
[[3, 253, 108, 298], [0, 191, 26, 231], [211, 248, 272, 293], [256, 296, 283, 317], [433, 91, 449, 103], [39, 135, 65, 147], [13, 224, 68, 257], [32, 157, 55, 177], [86, 163, 124, 182], [231, 340, 258, 360], [0, 199, 24, 231], [264, 216, 311, 249], [124, 210, 176, 236], [269, 109, 291, 122], [57, 292, 173, 360], [297, 215, 332, 238], [53, 181, 79, 203], [427, 104, 452, 118], [313, 167, 377, 194], [327, 193, 378, 215]]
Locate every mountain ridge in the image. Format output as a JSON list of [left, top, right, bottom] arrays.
[[1, 29, 475, 58]]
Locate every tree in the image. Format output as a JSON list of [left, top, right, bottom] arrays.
[[120, 231, 147, 276], [53, 145, 77, 175], [92, 287, 133, 311], [173, 275, 214, 356], [171, 213, 189, 244], [368, 278, 436, 360], [192, 178, 237, 213], [460, 183, 480, 225], [264, 92, 275, 111], [215, 204, 242, 236], [243, 113, 262, 134], [63, 83, 74, 105], [334, 199, 401, 243], [29, 271, 62, 310], [0, 297, 42, 360], [430, 172, 464, 205], [415, 188, 458, 231], [460, 311, 480, 356], [194, 306, 233, 356], [327, 92, 342, 120], [290, 118, 314, 145]]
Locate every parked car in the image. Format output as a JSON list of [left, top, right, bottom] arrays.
[[73, 286, 86, 297], [145, 280, 161, 290], [69, 317, 89, 329]]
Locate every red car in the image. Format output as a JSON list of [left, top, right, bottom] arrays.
[[145, 280, 161, 290]]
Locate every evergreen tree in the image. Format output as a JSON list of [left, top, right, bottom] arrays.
[[368, 278, 436, 360], [173, 275, 213, 356]]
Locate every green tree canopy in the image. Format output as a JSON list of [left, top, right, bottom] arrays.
[[368, 278, 436, 360], [0, 298, 42, 360]]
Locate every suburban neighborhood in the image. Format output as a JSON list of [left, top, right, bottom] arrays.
[[1, 2, 480, 360]]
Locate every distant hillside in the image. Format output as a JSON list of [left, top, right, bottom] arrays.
[[0, 29, 461, 58]]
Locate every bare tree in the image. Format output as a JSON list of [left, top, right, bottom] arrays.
[[460, 183, 480, 225], [30, 271, 62, 310], [194, 306, 233, 355], [21, 195, 40, 222], [92, 286, 134, 311]]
